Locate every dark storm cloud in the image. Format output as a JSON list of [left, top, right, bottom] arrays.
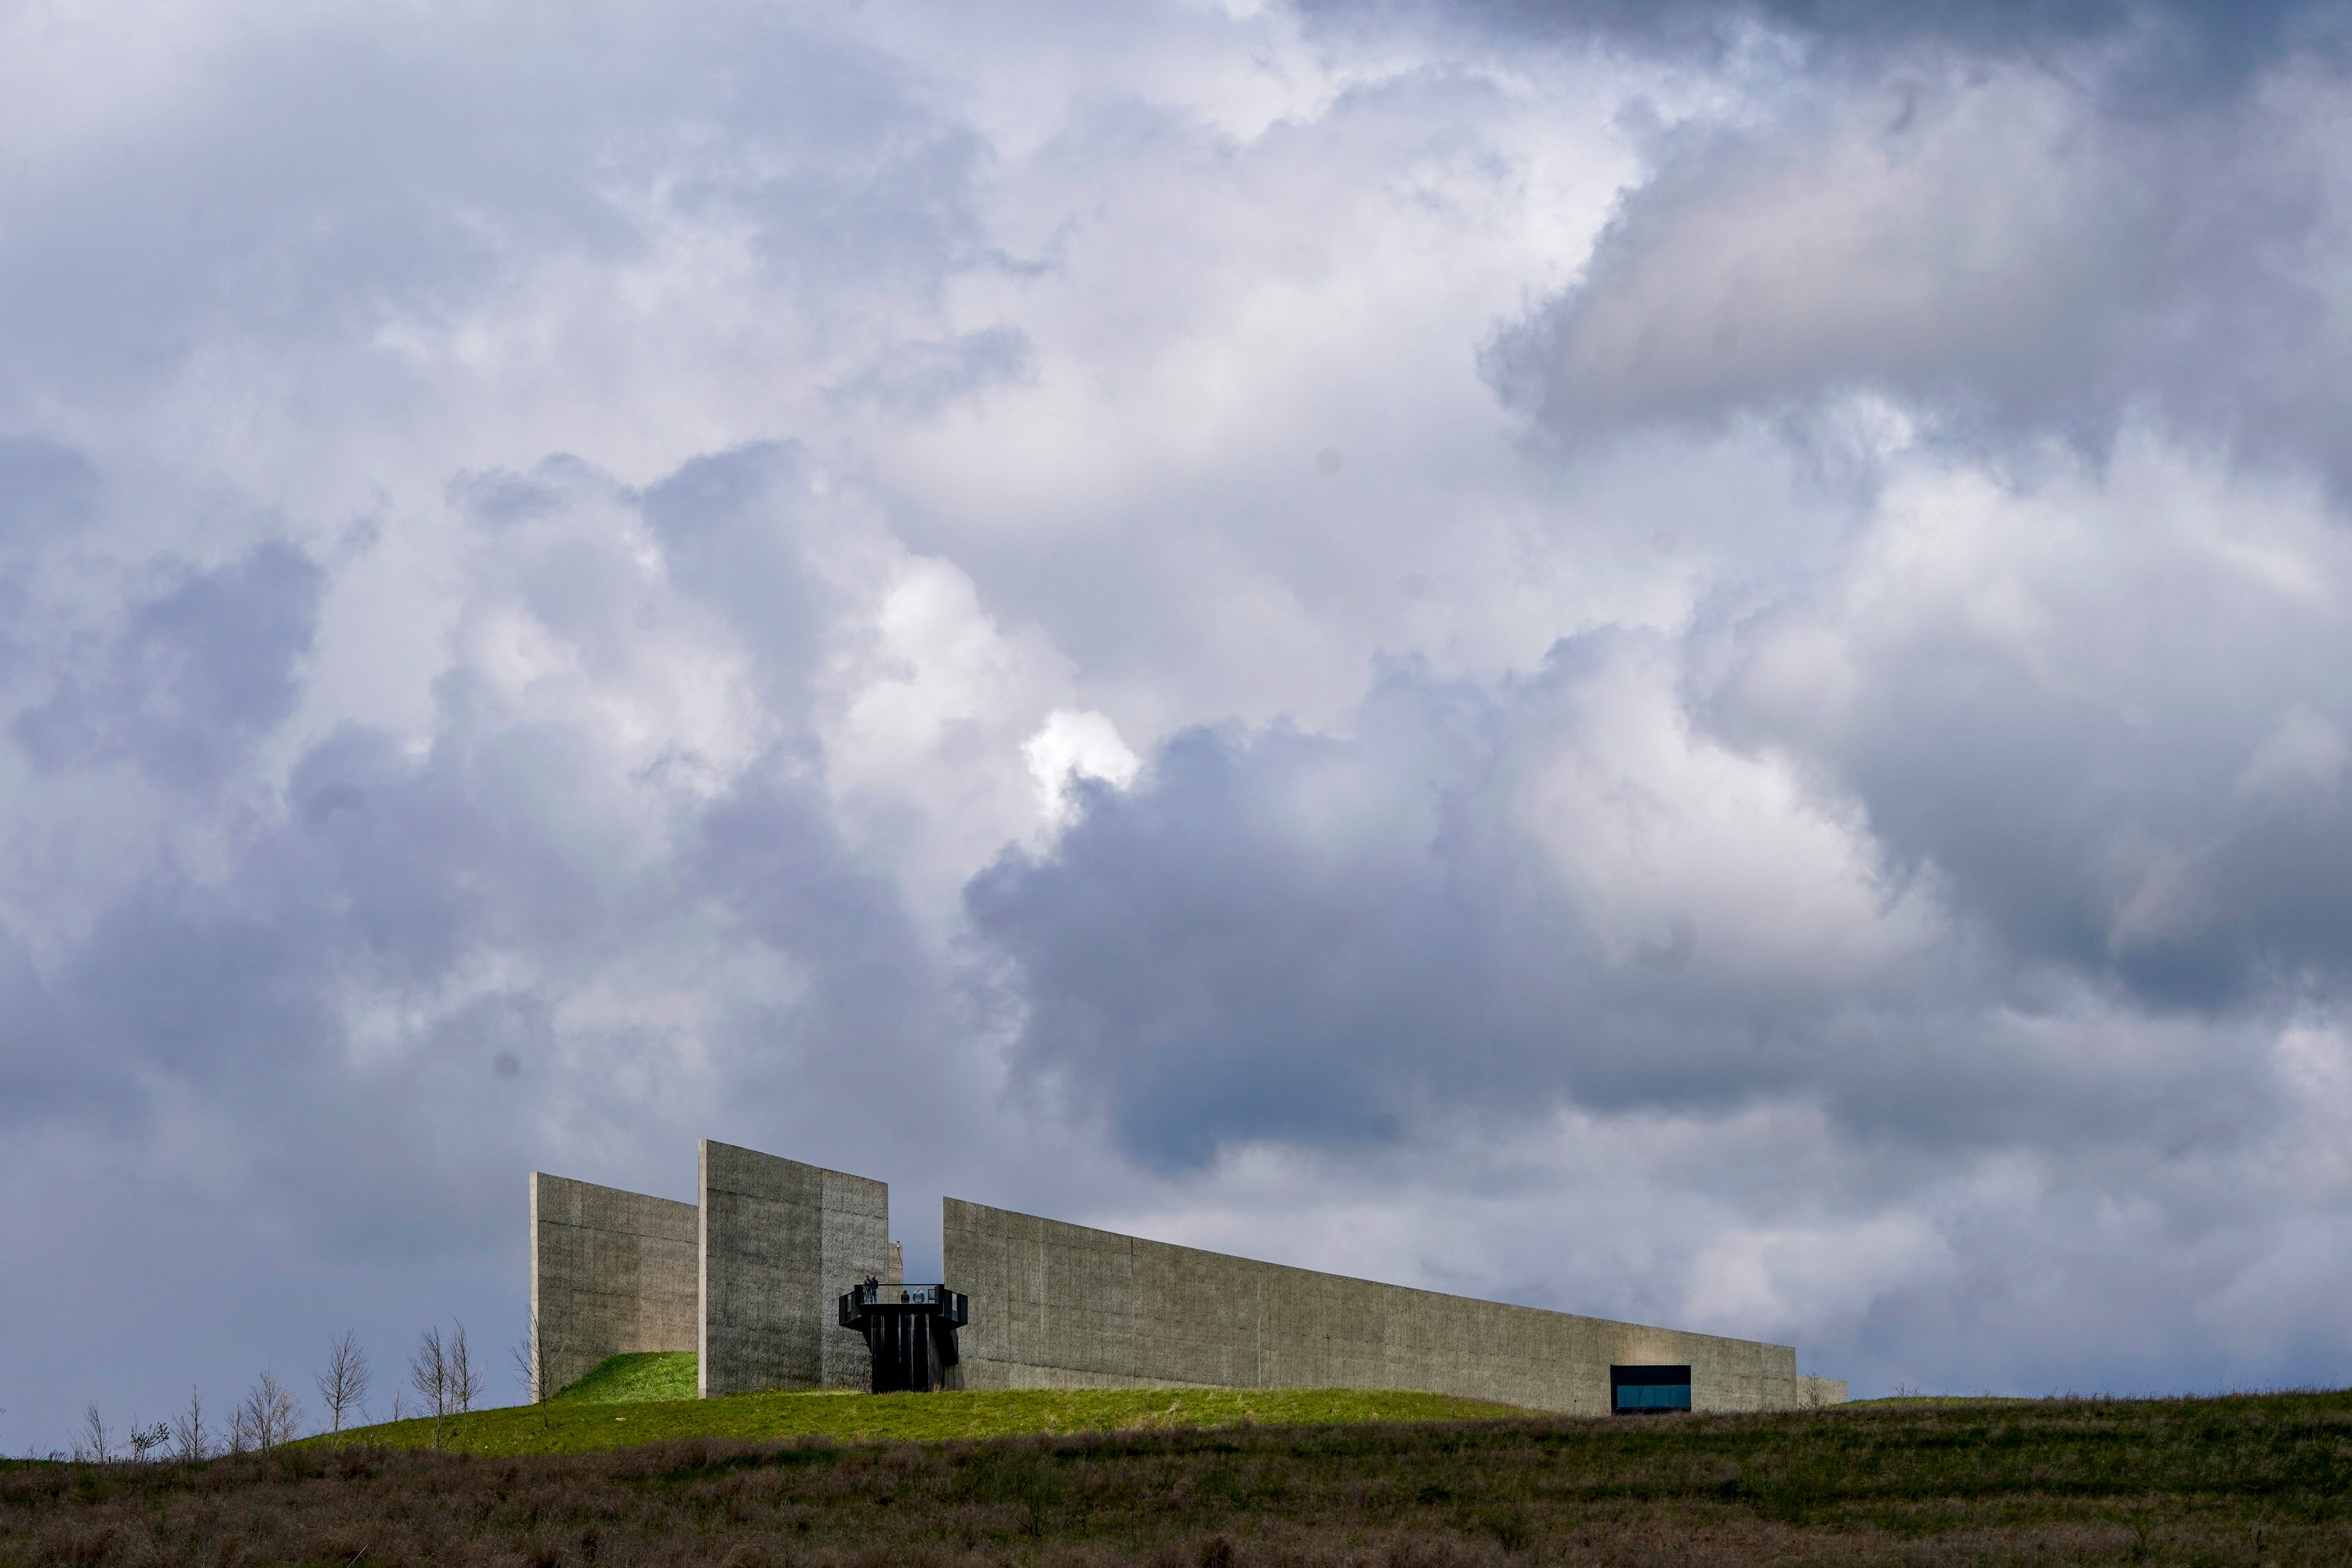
[[284, 712, 636, 988], [1699, 456, 2352, 1013], [0, 437, 101, 690], [0, 926, 82, 1125], [970, 684, 1520, 1167], [967, 645, 2282, 1171], [13, 542, 325, 790], [1577, 0, 2310, 53], [637, 441, 840, 710], [1314, 0, 2340, 86], [2, 684, 650, 1165], [689, 768, 975, 1143], [0, 436, 100, 546], [0, 437, 971, 1258], [1480, 64, 2350, 482]]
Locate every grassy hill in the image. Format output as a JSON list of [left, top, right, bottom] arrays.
[[548, 1350, 699, 1405], [16, 1389, 2352, 1565], [322, 1366, 1529, 1455]]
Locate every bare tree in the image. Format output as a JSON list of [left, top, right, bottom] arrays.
[[408, 1325, 450, 1449], [73, 1404, 114, 1464], [511, 1306, 553, 1427], [448, 1321, 485, 1416], [314, 1330, 371, 1434], [170, 1386, 212, 1461], [263, 1370, 305, 1446], [230, 1370, 304, 1451]]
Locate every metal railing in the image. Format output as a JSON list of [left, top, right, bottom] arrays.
[[839, 1283, 969, 1332], [848, 1282, 950, 1307]]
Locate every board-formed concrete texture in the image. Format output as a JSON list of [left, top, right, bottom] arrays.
[[699, 1140, 891, 1396], [528, 1172, 699, 1399], [943, 1199, 1841, 1414]]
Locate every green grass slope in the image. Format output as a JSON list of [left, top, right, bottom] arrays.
[[31, 1390, 2352, 1565], [550, 1350, 698, 1403], [317, 1385, 1528, 1456]]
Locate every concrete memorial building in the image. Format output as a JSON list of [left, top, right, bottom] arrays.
[[531, 1139, 1846, 1415]]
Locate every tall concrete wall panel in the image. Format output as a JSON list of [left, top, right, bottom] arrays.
[[944, 1200, 1826, 1415], [529, 1172, 699, 1398], [699, 1140, 890, 1396]]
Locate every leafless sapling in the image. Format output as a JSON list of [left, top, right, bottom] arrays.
[[73, 1404, 114, 1464], [231, 1370, 304, 1451], [128, 1421, 169, 1461], [448, 1320, 484, 1417], [408, 1325, 450, 1448], [511, 1306, 552, 1428], [445, 1319, 486, 1444], [314, 1329, 371, 1433], [171, 1386, 212, 1461]]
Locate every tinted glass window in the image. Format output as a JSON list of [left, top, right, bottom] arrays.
[[1614, 1383, 1693, 1410], [1610, 1364, 1693, 1414]]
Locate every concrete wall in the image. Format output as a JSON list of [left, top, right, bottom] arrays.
[[528, 1172, 699, 1398], [699, 1140, 890, 1396], [943, 1200, 1834, 1415], [1798, 1375, 1849, 1406]]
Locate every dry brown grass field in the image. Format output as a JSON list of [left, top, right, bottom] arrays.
[[7, 1390, 2351, 1566]]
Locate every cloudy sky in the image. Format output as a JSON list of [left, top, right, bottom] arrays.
[[9, 0, 2352, 1448]]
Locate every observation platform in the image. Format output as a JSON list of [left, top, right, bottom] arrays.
[[838, 1282, 969, 1392]]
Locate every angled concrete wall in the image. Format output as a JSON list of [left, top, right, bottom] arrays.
[[943, 1199, 1835, 1415], [528, 1172, 699, 1398], [699, 1140, 890, 1396]]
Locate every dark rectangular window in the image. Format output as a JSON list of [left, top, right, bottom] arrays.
[[1610, 1364, 1692, 1414]]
